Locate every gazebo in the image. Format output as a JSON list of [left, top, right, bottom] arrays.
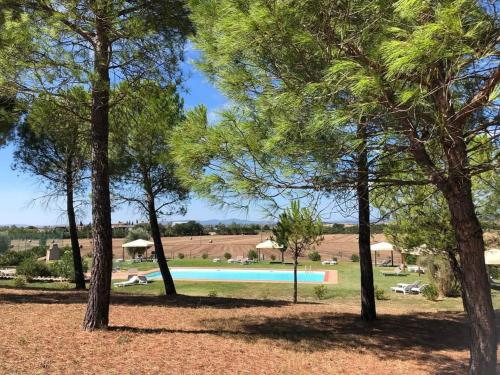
[[370, 241, 396, 266], [121, 239, 154, 260], [256, 239, 283, 261], [485, 249, 500, 265]]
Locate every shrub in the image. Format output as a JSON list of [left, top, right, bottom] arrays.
[[17, 258, 52, 279], [13, 275, 27, 287], [313, 285, 328, 300], [422, 284, 439, 301], [177, 252, 185, 259], [375, 285, 389, 300], [247, 249, 258, 259], [351, 254, 360, 262], [201, 253, 208, 259], [270, 254, 276, 261], [488, 266, 500, 280], [308, 251, 321, 261], [207, 290, 218, 297], [223, 252, 232, 260], [420, 255, 460, 297], [0, 233, 11, 254], [405, 254, 417, 265], [50, 249, 89, 281]]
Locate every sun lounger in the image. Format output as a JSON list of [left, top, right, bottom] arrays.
[[381, 267, 408, 276], [321, 260, 337, 265], [113, 275, 148, 287], [212, 258, 221, 263], [379, 259, 392, 267], [227, 258, 237, 264], [391, 280, 420, 294]]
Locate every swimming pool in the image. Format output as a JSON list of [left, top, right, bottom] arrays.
[[145, 268, 326, 283]]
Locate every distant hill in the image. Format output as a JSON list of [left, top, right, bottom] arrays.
[[198, 218, 275, 226]]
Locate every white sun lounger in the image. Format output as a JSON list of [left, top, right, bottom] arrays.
[[113, 275, 148, 287], [390, 280, 420, 295]]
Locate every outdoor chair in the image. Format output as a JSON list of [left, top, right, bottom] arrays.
[[410, 284, 429, 294], [379, 259, 392, 267], [381, 266, 408, 276], [390, 280, 420, 295]]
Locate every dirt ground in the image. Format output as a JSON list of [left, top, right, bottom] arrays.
[[1, 288, 497, 375], [76, 233, 399, 262]]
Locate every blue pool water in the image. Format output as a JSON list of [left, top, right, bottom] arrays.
[[145, 268, 326, 283]]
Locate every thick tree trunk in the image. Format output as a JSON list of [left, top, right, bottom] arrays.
[[83, 14, 113, 331], [293, 254, 298, 303], [146, 189, 177, 295], [444, 185, 496, 375], [66, 171, 85, 290], [357, 123, 376, 321]]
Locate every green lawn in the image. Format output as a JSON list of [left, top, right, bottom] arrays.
[[2, 261, 499, 311]]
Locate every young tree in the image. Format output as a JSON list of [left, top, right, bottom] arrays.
[[1, 1, 192, 330], [13, 90, 90, 289], [275, 201, 323, 303], [111, 82, 188, 295], [272, 213, 289, 263]]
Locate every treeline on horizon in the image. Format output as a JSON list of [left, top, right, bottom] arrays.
[[2, 220, 498, 242]]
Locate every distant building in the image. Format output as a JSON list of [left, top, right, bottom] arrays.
[[111, 222, 134, 230]]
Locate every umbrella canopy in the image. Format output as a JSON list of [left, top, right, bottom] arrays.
[[485, 249, 500, 265], [370, 242, 395, 251], [122, 239, 154, 248], [256, 239, 283, 249]]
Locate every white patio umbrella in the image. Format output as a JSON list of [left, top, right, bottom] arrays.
[[370, 241, 396, 266], [255, 239, 283, 261], [485, 249, 500, 265], [121, 239, 154, 260]]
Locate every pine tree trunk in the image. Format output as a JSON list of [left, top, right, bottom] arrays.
[[293, 254, 298, 303], [83, 13, 113, 331], [444, 185, 496, 375], [146, 189, 177, 295], [66, 171, 85, 290], [357, 122, 376, 320]]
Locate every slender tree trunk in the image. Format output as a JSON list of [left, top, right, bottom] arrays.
[[281, 250, 285, 263], [83, 12, 113, 331], [66, 170, 85, 290], [444, 185, 496, 375], [357, 122, 376, 320], [146, 188, 177, 295], [293, 252, 298, 303]]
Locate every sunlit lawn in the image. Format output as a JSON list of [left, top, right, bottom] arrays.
[[2, 260, 498, 311]]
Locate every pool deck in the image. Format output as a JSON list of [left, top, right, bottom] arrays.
[[110, 267, 338, 284]]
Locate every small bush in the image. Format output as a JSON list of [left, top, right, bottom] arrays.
[[422, 284, 439, 301], [308, 251, 321, 261], [207, 290, 218, 297], [177, 253, 185, 259], [488, 266, 500, 280], [0, 246, 47, 267], [405, 254, 417, 265], [50, 249, 89, 281], [313, 285, 328, 300], [332, 257, 338, 262], [375, 285, 389, 300], [247, 249, 258, 259], [17, 258, 52, 279], [201, 253, 208, 259], [270, 254, 276, 261], [223, 252, 232, 260], [13, 275, 27, 287], [351, 254, 360, 262]]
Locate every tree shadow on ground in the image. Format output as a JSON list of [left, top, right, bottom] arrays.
[[0, 288, 292, 309], [113, 311, 500, 374]]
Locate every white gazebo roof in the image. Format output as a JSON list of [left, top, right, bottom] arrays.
[[370, 242, 395, 251], [122, 239, 154, 248], [485, 249, 500, 265], [256, 239, 283, 249]]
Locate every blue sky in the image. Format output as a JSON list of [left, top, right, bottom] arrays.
[[0, 47, 353, 226]]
